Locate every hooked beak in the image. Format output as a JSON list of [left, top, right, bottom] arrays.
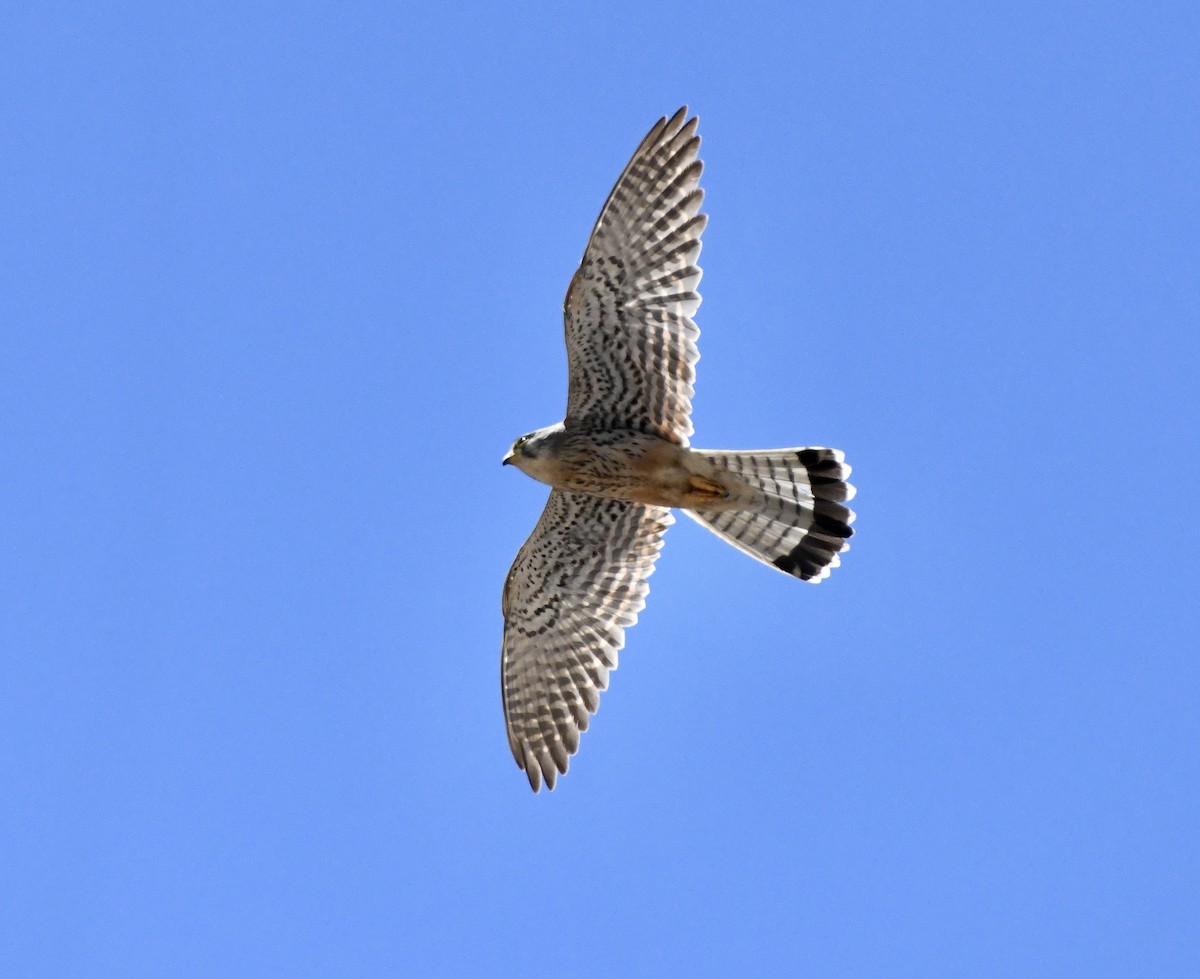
[[502, 452, 514, 467]]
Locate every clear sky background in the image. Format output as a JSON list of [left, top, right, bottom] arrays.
[[3, 2, 1198, 976]]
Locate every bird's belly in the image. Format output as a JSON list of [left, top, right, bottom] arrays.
[[553, 437, 731, 509]]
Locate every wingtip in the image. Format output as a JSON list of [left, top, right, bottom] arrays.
[[517, 741, 569, 793], [655, 106, 694, 140], [668, 105, 695, 132]]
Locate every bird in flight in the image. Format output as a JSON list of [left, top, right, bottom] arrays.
[[501, 107, 855, 792]]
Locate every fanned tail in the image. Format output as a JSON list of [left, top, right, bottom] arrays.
[[684, 448, 856, 583]]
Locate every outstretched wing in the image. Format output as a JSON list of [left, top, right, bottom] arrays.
[[501, 491, 673, 791], [563, 107, 706, 447]]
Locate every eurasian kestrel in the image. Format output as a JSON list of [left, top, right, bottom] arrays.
[[501, 107, 855, 792]]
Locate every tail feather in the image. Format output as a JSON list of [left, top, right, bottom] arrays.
[[684, 447, 856, 583]]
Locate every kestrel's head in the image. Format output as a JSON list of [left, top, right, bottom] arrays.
[[502, 424, 564, 479], [503, 431, 538, 467]]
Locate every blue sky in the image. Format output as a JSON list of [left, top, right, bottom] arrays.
[[3, 1, 1198, 975]]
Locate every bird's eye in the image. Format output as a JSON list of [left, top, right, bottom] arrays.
[[514, 434, 531, 451]]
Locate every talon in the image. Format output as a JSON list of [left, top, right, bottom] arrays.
[[687, 474, 728, 500]]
